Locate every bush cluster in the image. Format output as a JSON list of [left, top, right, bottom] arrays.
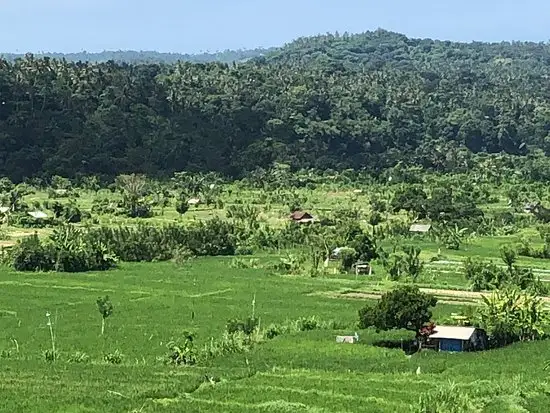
[[9, 229, 116, 272], [464, 253, 547, 295], [9, 218, 239, 272], [87, 217, 237, 262]]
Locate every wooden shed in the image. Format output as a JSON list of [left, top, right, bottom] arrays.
[[427, 326, 487, 352], [289, 211, 315, 224]]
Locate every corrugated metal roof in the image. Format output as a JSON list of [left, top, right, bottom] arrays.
[[430, 326, 476, 340], [290, 211, 313, 220], [409, 224, 431, 233], [28, 211, 48, 219]]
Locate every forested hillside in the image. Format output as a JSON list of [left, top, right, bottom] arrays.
[[2, 29, 550, 181], [0, 48, 272, 64]]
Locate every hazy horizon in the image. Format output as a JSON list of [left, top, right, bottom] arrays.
[[2, 0, 550, 54]]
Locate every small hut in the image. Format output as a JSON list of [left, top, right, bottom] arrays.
[[289, 211, 315, 224], [427, 326, 487, 352], [187, 198, 201, 206], [336, 332, 359, 343], [409, 223, 431, 233], [28, 211, 48, 219], [54, 189, 68, 196]]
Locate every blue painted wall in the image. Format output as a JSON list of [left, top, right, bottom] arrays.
[[439, 339, 463, 352]]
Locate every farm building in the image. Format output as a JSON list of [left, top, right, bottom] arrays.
[[427, 326, 487, 352], [28, 210, 48, 219], [409, 223, 431, 233], [289, 211, 315, 224]]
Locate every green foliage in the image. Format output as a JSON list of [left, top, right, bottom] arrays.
[[479, 288, 550, 347], [4, 30, 550, 182], [49, 200, 84, 223], [0, 177, 14, 193], [9, 226, 117, 273], [413, 381, 479, 413], [464, 259, 507, 292], [166, 332, 197, 366], [115, 174, 152, 218], [500, 245, 517, 270], [9, 234, 53, 271], [43, 349, 59, 363], [97, 296, 113, 319], [338, 248, 357, 272], [349, 232, 379, 263], [380, 245, 423, 281], [67, 351, 91, 364], [85, 218, 237, 262], [391, 185, 428, 217], [175, 198, 189, 216], [437, 224, 470, 250], [464, 256, 548, 294], [103, 350, 124, 365], [226, 317, 259, 336], [401, 245, 424, 281], [358, 285, 437, 334], [97, 295, 113, 336], [271, 253, 306, 275]]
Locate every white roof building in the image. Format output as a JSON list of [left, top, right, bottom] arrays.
[[28, 211, 48, 219], [409, 223, 431, 233], [429, 326, 477, 341]]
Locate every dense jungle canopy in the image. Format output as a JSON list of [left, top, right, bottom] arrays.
[[2, 29, 550, 181]]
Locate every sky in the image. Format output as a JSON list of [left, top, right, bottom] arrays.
[[1, 0, 550, 54]]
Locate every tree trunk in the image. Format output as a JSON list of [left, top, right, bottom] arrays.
[[101, 318, 105, 335]]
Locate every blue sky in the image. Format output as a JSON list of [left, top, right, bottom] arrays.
[[2, 0, 549, 53]]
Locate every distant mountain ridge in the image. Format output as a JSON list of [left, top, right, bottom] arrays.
[[0, 48, 275, 64], [5, 29, 550, 67]]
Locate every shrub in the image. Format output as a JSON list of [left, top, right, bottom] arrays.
[[464, 259, 506, 291], [201, 331, 257, 361], [402, 245, 423, 281], [0, 349, 12, 359], [264, 324, 284, 340], [479, 288, 550, 347], [104, 350, 124, 365], [172, 247, 195, 265], [226, 317, 259, 336], [68, 351, 90, 364], [295, 316, 322, 331], [271, 253, 306, 275], [235, 245, 254, 256], [230, 257, 260, 269], [10, 234, 54, 271], [43, 349, 59, 363], [339, 248, 357, 272], [50, 201, 83, 223], [86, 218, 237, 262], [9, 228, 117, 273], [464, 256, 547, 293], [175, 199, 189, 216], [166, 332, 197, 366]]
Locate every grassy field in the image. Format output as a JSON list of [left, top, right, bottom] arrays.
[[1, 258, 550, 412], [3, 183, 550, 412]]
